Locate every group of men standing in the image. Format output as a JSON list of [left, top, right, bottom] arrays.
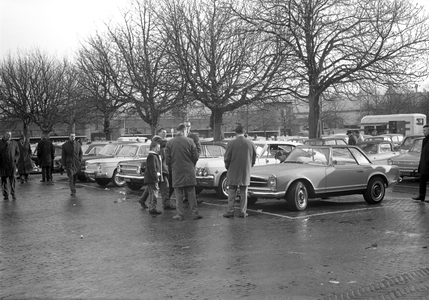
[[142, 123, 256, 220]]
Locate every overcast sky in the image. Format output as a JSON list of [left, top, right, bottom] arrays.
[[1, 0, 428, 87], [0, 0, 128, 58]]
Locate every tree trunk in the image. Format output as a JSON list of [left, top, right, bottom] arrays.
[[308, 93, 321, 138], [104, 118, 112, 140], [210, 109, 225, 141]]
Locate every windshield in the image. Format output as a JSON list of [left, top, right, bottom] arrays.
[[98, 144, 118, 156], [115, 145, 140, 157], [285, 147, 330, 165], [410, 139, 423, 153]]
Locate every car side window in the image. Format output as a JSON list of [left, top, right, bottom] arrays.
[[138, 146, 150, 157], [332, 148, 357, 165], [380, 144, 392, 152], [325, 140, 336, 145], [349, 148, 372, 165], [337, 140, 347, 145]]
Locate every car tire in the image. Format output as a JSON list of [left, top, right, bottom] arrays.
[[113, 170, 126, 187], [286, 180, 308, 211], [364, 177, 385, 204], [248, 197, 258, 205], [215, 174, 228, 199], [95, 178, 110, 186], [126, 182, 143, 191], [195, 187, 203, 194]]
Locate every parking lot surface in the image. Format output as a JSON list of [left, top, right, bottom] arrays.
[[1, 175, 429, 300]]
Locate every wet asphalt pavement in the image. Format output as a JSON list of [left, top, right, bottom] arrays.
[[1, 175, 429, 300]]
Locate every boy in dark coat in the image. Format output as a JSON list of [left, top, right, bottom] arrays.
[[144, 141, 162, 215], [0, 131, 20, 200]]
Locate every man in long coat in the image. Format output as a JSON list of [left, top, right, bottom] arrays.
[[165, 123, 201, 220], [17, 134, 33, 183], [223, 125, 256, 218], [413, 125, 429, 202], [62, 133, 82, 196], [0, 131, 20, 200], [37, 133, 55, 182]]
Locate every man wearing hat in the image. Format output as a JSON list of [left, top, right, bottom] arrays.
[[0, 131, 20, 200], [223, 125, 256, 218]]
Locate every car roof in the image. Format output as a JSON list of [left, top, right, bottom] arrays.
[[357, 140, 393, 144], [253, 140, 302, 146]]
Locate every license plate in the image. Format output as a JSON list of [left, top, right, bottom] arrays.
[[401, 172, 410, 176], [125, 178, 131, 182]]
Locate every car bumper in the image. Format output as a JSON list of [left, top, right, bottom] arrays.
[[84, 171, 109, 179], [196, 175, 216, 188], [117, 174, 144, 183], [247, 189, 286, 198]]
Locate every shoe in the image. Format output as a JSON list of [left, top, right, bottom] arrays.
[[183, 198, 189, 204], [11, 195, 16, 201], [40, 180, 46, 182], [139, 199, 148, 209], [412, 196, 425, 201], [20, 180, 24, 184], [3, 197, 9, 201], [173, 215, 184, 220], [238, 212, 248, 218], [163, 205, 176, 210], [223, 212, 235, 218], [192, 214, 203, 220], [70, 192, 76, 196], [149, 209, 162, 215]]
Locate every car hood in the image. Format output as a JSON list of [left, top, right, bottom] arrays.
[[196, 157, 224, 168], [86, 157, 135, 165], [118, 158, 147, 166], [390, 152, 420, 163], [82, 155, 114, 163]]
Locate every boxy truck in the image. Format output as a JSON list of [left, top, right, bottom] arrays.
[[360, 113, 426, 136]]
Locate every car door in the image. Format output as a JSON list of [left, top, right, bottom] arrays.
[[372, 142, 398, 164], [325, 147, 368, 192]]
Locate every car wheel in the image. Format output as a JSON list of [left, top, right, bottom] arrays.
[[77, 175, 87, 182], [126, 182, 143, 191], [364, 177, 385, 204], [215, 174, 228, 199], [113, 170, 126, 187], [286, 180, 308, 211], [95, 178, 110, 186], [248, 197, 258, 205], [195, 187, 203, 194]]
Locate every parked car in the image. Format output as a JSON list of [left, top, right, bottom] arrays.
[[81, 142, 111, 156], [84, 142, 151, 187], [78, 141, 133, 181], [356, 140, 399, 165], [387, 137, 424, 178], [247, 145, 400, 211], [304, 137, 347, 145], [397, 134, 424, 153], [196, 140, 302, 198], [117, 141, 228, 191], [364, 134, 404, 149]]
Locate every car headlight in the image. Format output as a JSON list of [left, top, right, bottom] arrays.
[[137, 166, 141, 174], [387, 158, 393, 165], [117, 164, 121, 173], [268, 174, 277, 191], [196, 167, 208, 176], [96, 163, 102, 171]]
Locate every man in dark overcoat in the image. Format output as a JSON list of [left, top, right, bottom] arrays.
[[165, 123, 201, 220], [223, 125, 256, 218], [61, 133, 82, 196], [0, 131, 20, 200], [17, 134, 33, 183], [37, 133, 55, 182], [413, 125, 429, 202]]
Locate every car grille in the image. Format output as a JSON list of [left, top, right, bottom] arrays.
[[395, 161, 418, 168], [120, 165, 139, 175], [249, 177, 268, 188]]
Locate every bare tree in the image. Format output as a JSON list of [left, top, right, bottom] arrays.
[[77, 34, 129, 140], [159, 0, 286, 140], [234, 0, 429, 138], [105, 0, 185, 135], [0, 50, 76, 135]]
